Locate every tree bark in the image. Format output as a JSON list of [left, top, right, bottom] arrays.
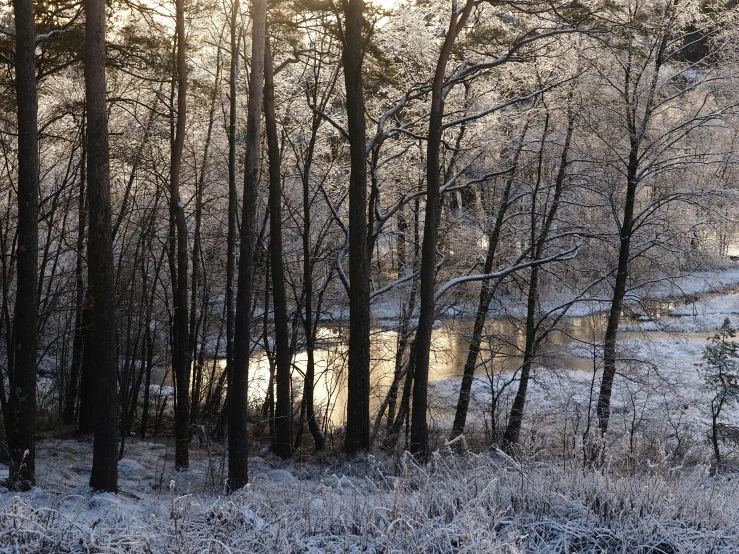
[[84, 0, 119, 492], [7, 0, 39, 490], [264, 35, 293, 458], [411, 0, 474, 460], [171, 0, 190, 471], [229, 0, 267, 490], [63, 121, 86, 426], [595, 145, 637, 441], [225, 0, 239, 449], [595, 25, 670, 444], [450, 128, 526, 441], [341, 0, 371, 455], [503, 112, 573, 450], [189, 48, 220, 427], [299, 83, 326, 452]]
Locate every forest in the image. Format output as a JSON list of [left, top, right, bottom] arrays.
[[3, 0, 739, 551]]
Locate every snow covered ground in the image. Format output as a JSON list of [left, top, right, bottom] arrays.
[[4, 440, 739, 553], [623, 266, 739, 333]]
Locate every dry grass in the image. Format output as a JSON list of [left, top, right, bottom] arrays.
[[3, 448, 739, 553]]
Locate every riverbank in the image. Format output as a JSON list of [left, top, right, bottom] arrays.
[[367, 262, 739, 324]]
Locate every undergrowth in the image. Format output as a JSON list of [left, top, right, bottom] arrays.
[[2, 450, 739, 553]]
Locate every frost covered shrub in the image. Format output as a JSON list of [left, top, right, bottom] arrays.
[[698, 318, 739, 467]]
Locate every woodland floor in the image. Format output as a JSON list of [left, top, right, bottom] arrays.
[[3, 436, 739, 553]]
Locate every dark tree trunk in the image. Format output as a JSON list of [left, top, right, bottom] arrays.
[[372, 205, 418, 444], [594, 13, 671, 454], [189, 48, 220, 428], [84, 0, 119, 492], [596, 148, 637, 439], [264, 36, 292, 458], [261, 270, 276, 446], [411, 0, 474, 460], [385, 343, 415, 451], [139, 190, 162, 439], [299, 100, 325, 452], [341, 0, 371, 455], [140, 326, 154, 439], [229, 0, 267, 491], [225, 0, 239, 449], [77, 298, 95, 435], [171, 0, 190, 471], [7, 0, 39, 491]]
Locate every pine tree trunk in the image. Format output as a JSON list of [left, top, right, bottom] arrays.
[[264, 36, 293, 458], [229, 0, 267, 490], [225, 0, 239, 451], [84, 0, 119, 492], [411, 0, 475, 460], [171, 0, 190, 471], [342, 0, 371, 455], [63, 127, 86, 426], [7, 0, 39, 490]]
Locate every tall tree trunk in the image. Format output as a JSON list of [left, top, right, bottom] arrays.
[[229, 0, 267, 491], [84, 0, 119, 492], [139, 189, 162, 439], [264, 36, 292, 458], [411, 0, 474, 460], [171, 0, 190, 471], [372, 205, 417, 444], [77, 298, 95, 434], [299, 102, 326, 452], [592, 3, 673, 456], [189, 48, 220, 427], [7, 0, 39, 490], [140, 325, 155, 439], [225, 0, 239, 450], [341, 0, 371, 455], [595, 146, 637, 441]]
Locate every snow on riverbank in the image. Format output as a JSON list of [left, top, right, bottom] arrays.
[[638, 263, 739, 299], [472, 263, 739, 323], [7, 270, 739, 552], [431, 332, 734, 462], [624, 268, 739, 333]]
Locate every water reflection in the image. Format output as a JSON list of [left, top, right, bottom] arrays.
[[151, 308, 713, 428], [154, 316, 605, 428]]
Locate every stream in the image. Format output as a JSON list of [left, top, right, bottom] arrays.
[[150, 284, 735, 427]]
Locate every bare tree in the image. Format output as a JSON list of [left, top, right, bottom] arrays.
[[170, 0, 191, 471], [411, 0, 475, 460], [264, 33, 292, 458]]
